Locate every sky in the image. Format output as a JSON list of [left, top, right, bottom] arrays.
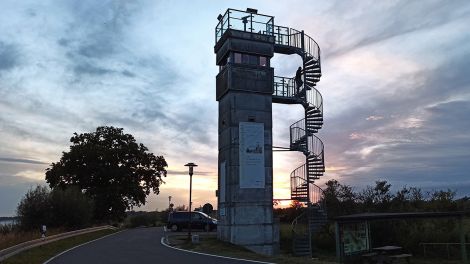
[[0, 0, 469, 216]]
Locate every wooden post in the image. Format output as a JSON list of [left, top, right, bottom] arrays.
[[335, 221, 342, 263], [460, 216, 468, 264]]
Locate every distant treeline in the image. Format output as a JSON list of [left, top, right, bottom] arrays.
[[323, 179, 467, 218], [275, 179, 468, 223], [0, 217, 18, 221]]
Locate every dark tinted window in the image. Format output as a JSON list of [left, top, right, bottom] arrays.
[[234, 53, 242, 63], [251, 55, 259, 65], [259, 56, 267, 66], [233, 53, 268, 67], [173, 212, 189, 219], [242, 54, 249, 64]]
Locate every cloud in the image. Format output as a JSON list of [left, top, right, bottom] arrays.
[[0, 174, 44, 216], [320, 0, 470, 58], [321, 53, 470, 191], [0, 157, 47, 165], [1, 0, 470, 215], [366, 115, 384, 121], [0, 41, 19, 71], [73, 62, 114, 76]]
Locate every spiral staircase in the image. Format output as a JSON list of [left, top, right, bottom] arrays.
[[272, 26, 328, 257]]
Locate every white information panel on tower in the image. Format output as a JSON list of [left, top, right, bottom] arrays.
[[239, 122, 265, 188]]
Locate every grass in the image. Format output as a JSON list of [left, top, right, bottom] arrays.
[[168, 224, 468, 264], [0, 228, 66, 251], [168, 234, 336, 264], [2, 229, 117, 264]]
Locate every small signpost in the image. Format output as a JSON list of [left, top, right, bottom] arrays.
[[40, 225, 47, 241]]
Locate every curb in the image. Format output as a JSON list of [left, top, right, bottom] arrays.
[[43, 229, 124, 264], [0, 225, 117, 261], [160, 236, 276, 264]]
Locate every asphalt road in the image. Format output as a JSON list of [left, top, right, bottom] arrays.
[[46, 227, 269, 264]]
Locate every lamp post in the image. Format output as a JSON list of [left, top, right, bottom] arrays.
[[184, 162, 197, 240], [168, 196, 172, 210]]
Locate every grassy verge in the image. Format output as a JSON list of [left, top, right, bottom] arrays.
[[2, 229, 117, 264], [168, 234, 467, 264], [0, 228, 67, 251], [168, 234, 336, 264]]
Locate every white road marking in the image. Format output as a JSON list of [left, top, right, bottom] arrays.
[[160, 237, 276, 264], [43, 230, 124, 264]]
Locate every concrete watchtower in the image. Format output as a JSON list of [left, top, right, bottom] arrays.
[[214, 9, 277, 255], [215, 8, 326, 256]]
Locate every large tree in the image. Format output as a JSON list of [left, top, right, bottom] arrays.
[[46, 126, 167, 221]]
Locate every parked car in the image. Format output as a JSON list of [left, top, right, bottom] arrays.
[[167, 211, 217, 232]]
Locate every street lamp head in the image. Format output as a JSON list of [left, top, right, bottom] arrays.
[[185, 162, 198, 175]]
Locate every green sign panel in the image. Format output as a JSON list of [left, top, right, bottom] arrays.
[[341, 222, 369, 255]]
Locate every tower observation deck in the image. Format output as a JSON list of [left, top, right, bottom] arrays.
[[215, 8, 326, 257]]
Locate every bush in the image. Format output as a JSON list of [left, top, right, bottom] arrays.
[[126, 212, 158, 228], [16, 185, 94, 230], [17, 186, 52, 230], [0, 224, 16, 235]]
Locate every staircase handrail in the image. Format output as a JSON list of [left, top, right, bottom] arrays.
[[273, 25, 320, 63], [290, 168, 307, 196], [309, 183, 326, 211], [290, 118, 306, 134], [290, 164, 307, 183], [304, 87, 323, 115], [307, 134, 324, 160], [290, 126, 324, 158], [291, 208, 308, 238]]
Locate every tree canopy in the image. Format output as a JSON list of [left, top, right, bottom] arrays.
[[45, 126, 167, 221]]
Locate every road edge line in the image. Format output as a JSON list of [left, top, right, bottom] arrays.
[[160, 237, 276, 264], [43, 229, 125, 264]]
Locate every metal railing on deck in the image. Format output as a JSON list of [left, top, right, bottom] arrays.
[[420, 242, 470, 259], [273, 26, 302, 48], [273, 76, 296, 97], [215, 9, 274, 44]]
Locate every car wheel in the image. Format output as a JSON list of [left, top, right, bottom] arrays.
[[171, 224, 179, 232], [204, 224, 211, 232]]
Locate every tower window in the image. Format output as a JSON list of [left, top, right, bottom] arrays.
[[234, 53, 242, 63], [259, 56, 267, 66], [242, 54, 250, 64], [232, 52, 268, 67]]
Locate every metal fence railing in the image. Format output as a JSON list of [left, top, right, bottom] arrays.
[[215, 9, 274, 43]]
